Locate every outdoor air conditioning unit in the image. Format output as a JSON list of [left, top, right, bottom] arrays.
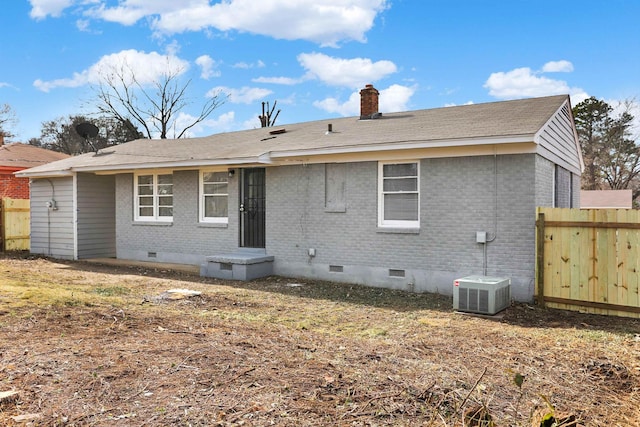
[[453, 276, 511, 315]]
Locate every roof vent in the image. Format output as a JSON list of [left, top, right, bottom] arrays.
[[325, 123, 333, 135]]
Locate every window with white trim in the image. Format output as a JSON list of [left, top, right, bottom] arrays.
[[378, 161, 419, 228], [134, 173, 173, 221], [200, 171, 228, 223]]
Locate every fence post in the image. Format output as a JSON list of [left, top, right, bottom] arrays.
[[536, 211, 545, 307]]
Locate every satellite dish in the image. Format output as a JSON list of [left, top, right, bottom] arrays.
[[75, 122, 99, 139], [75, 122, 100, 154]]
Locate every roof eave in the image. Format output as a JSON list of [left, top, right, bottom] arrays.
[[269, 135, 535, 159], [71, 156, 274, 173], [15, 169, 74, 178]]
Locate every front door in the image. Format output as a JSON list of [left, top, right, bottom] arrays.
[[240, 168, 266, 248]]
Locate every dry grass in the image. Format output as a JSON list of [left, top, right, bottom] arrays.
[[0, 253, 639, 426]]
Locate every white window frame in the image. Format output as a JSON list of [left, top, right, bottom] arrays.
[[378, 160, 420, 228], [199, 169, 229, 224], [134, 172, 173, 222]]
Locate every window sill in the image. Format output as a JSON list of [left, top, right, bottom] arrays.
[[132, 221, 173, 227], [198, 222, 228, 229], [324, 207, 346, 213], [376, 227, 420, 235]]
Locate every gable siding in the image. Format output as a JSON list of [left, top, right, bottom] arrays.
[[76, 173, 116, 259], [30, 177, 75, 259], [537, 103, 581, 175]]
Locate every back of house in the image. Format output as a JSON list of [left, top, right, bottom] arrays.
[[17, 87, 582, 302]]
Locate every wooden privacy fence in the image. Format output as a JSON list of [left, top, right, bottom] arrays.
[[0, 198, 30, 251], [536, 207, 640, 318]]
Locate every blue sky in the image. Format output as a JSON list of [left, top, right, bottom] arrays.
[[1, 0, 639, 142]]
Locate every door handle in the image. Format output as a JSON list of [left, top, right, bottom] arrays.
[[239, 203, 245, 212]]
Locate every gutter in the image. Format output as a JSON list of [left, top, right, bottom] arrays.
[[15, 169, 74, 178], [268, 134, 535, 159], [16, 156, 274, 178]]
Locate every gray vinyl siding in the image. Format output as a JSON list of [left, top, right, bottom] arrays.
[[76, 173, 116, 259], [29, 177, 75, 259], [537, 102, 582, 175]]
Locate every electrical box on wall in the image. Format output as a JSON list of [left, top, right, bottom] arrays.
[[476, 231, 487, 243]]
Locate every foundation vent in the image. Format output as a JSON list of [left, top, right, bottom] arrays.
[[389, 269, 405, 278], [329, 265, 344, 273]]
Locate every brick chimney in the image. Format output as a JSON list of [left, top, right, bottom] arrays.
[[360, 84, 380, 119]]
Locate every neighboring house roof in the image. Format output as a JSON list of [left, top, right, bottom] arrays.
[[580, 190, 633, 209], [17, 94, 582, 178], [0, 143, 70, 172]]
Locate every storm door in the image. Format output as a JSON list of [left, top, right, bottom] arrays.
[[239, 168, 266, 248]]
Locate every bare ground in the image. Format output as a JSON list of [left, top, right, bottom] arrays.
[[0, 253, 639, 426]]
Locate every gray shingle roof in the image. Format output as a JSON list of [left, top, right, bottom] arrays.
[[0, 143, 69, 169], [18, 95, 569, 176]]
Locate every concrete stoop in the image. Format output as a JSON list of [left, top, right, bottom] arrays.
[[200, 249, 274, 281]]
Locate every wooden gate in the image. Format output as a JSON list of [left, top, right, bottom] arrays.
[[536, 207, 640, 318], [0, 198, 30, 251]]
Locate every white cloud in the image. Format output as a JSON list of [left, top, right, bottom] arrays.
[[241, 117, 262, 130], [379, 84, 416, 112], [76, 19, 90, 31], [195, 55, 220, 79], [542, 60, 574, 73], [484, 65, 588, 102], [33, 49, 190, 92], [298, 52, 397, 88], [29, 0, 74, 19], [569, 92, 590, 106], [41, 0, 387, 46], [314, 84, 416, 116], [314, 92, 360, 116], [172, 110, 236, 137], [233, 60, 265, 69], [444, 101, 474, 107], [252, 76, 306, 85], [207, 86, 272, 104]]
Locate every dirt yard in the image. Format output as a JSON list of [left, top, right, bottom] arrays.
[[0, 254, 638, 426]]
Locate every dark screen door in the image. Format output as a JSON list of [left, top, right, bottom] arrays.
[[240, 168, 266, 248]]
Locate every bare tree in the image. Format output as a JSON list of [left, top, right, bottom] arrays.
[[259, 100, 280, 127], [39, 115, 144, 155], [574, 97, 640, 195], [0, 103, 17, 139], [94, 61, 226, 139]]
